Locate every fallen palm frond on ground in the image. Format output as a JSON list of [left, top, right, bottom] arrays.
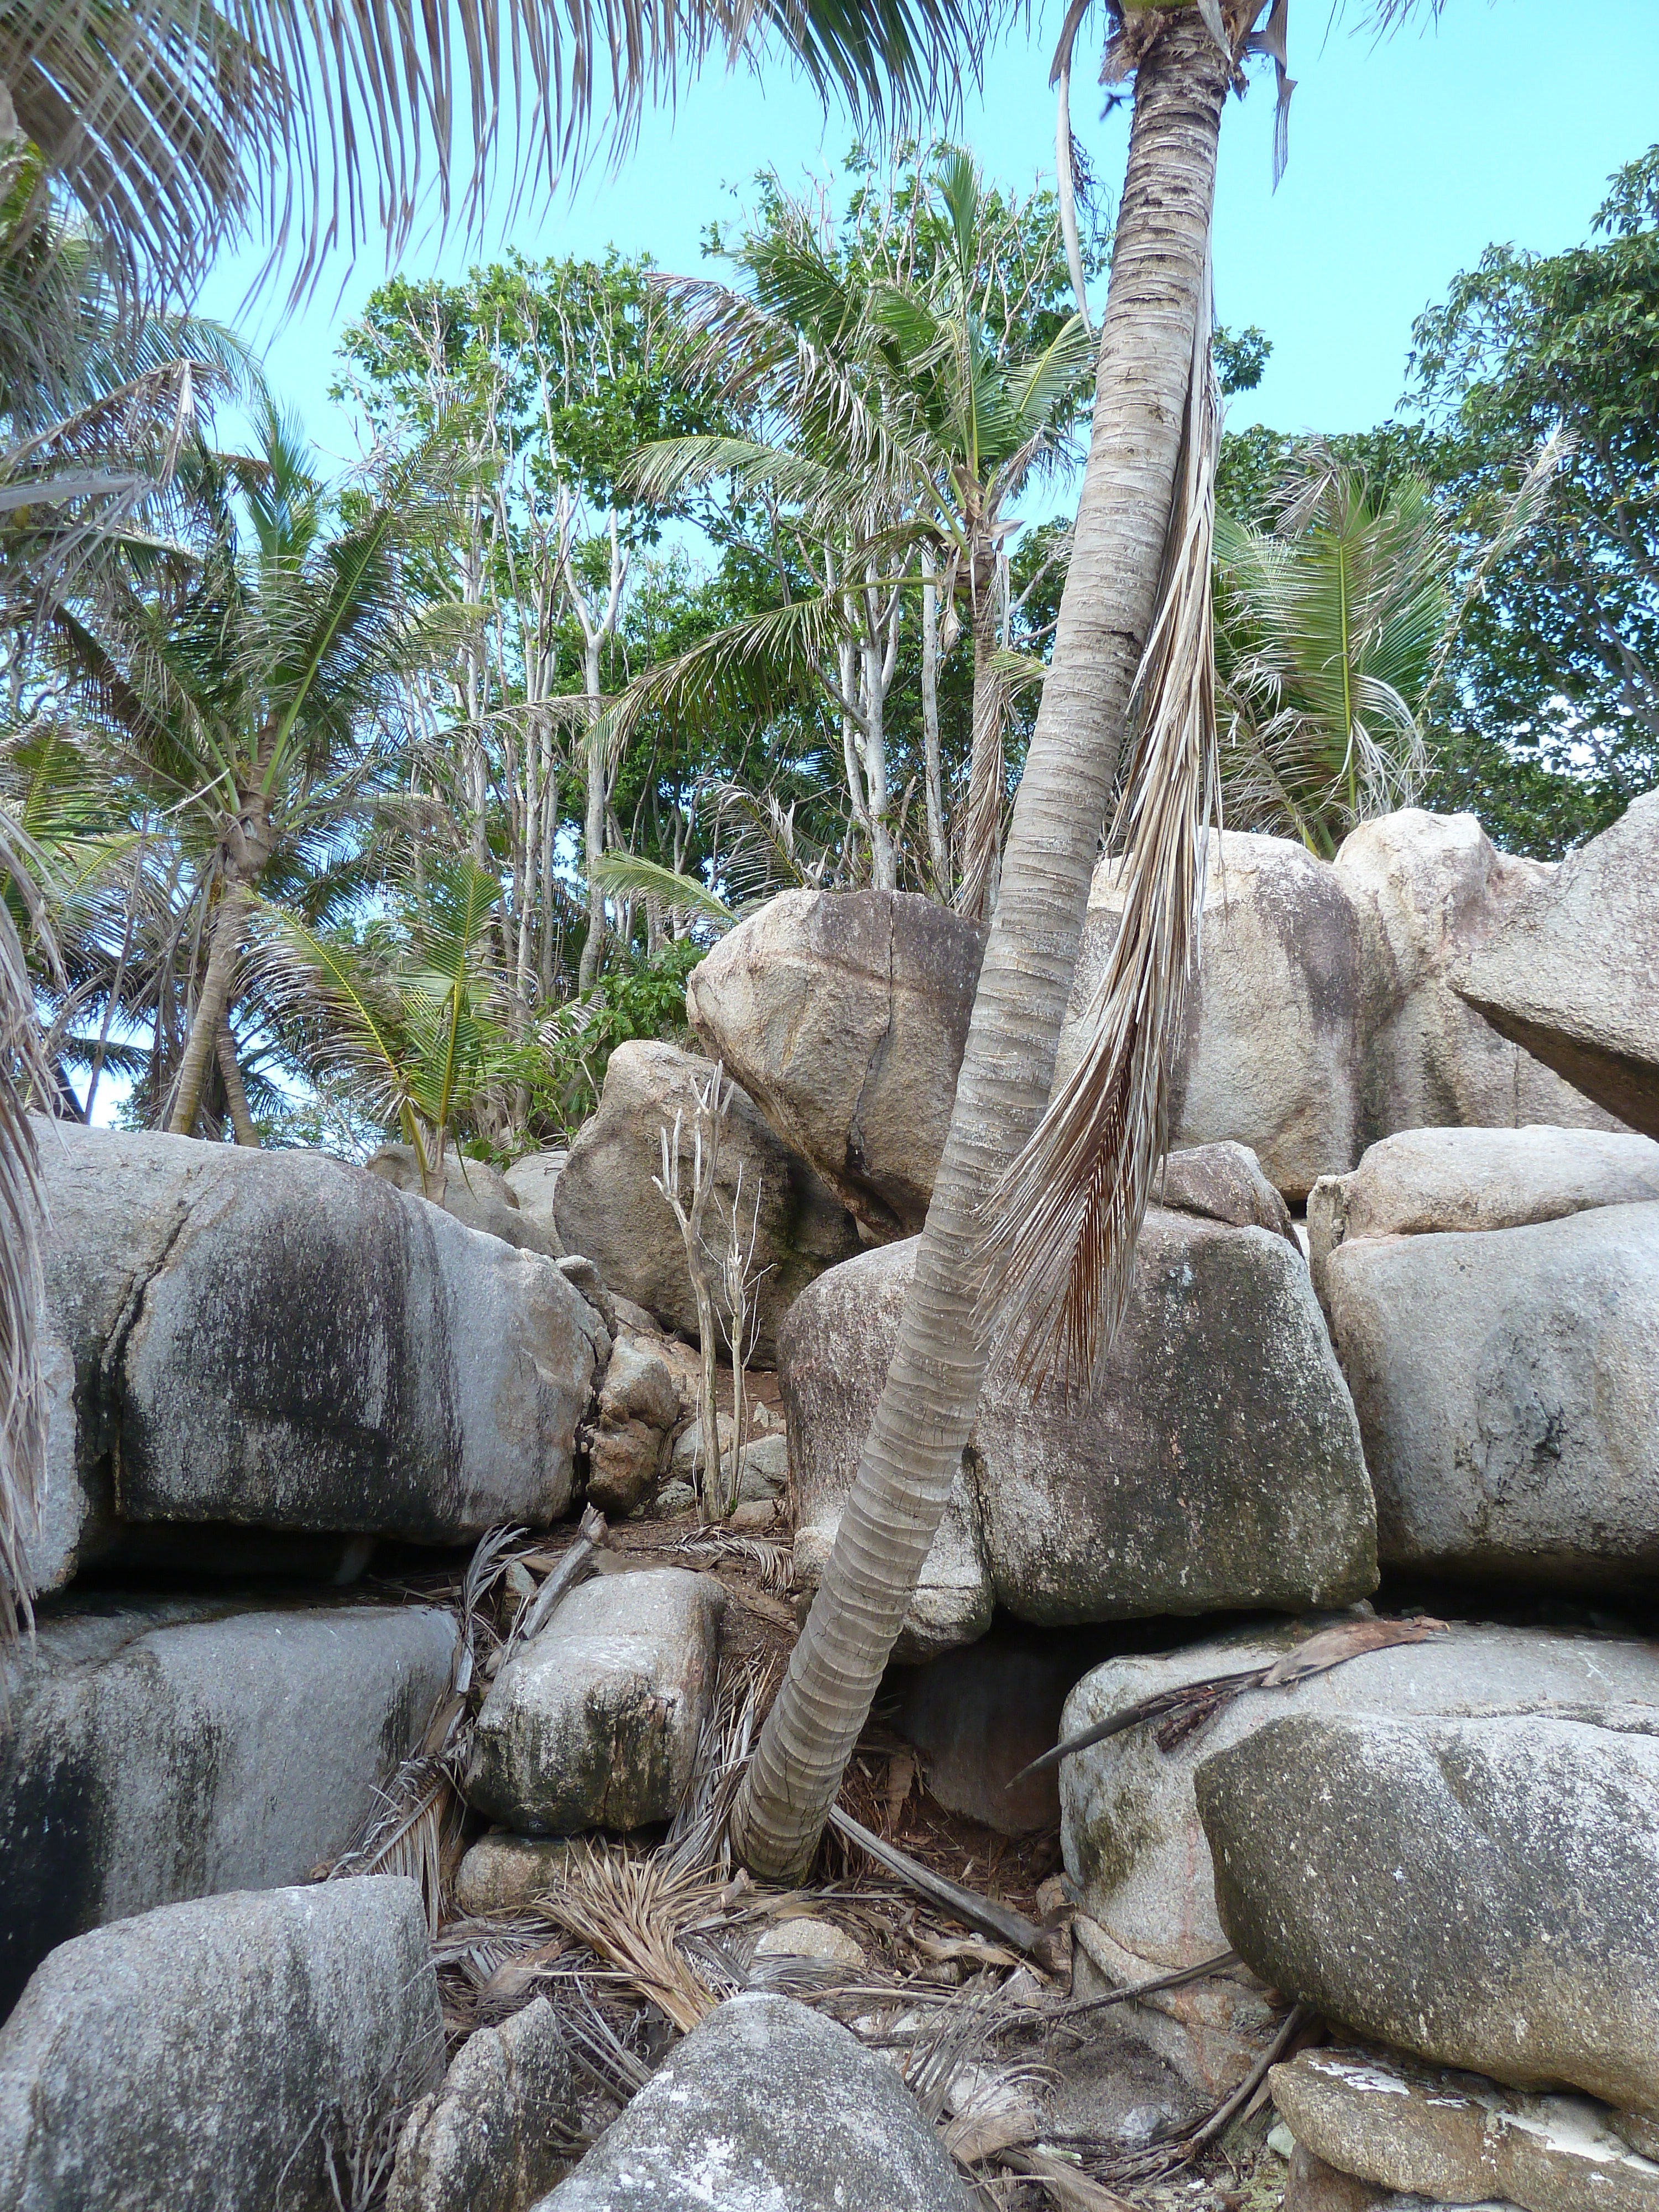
[[540, 1844, 729, 2034]]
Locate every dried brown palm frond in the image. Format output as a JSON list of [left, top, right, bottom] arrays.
[[323, 1751, 463, 1934], [0, 806, 61, 1641], [663, 1526, 794, 1592], [974, 259, 1222, 1391], [664, 1642, 782, 1876], [541, 1841, 726, 2033]]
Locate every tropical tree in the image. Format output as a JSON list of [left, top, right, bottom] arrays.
[[625, 147, 1095, 905], [729, 0, 1443, 1880]]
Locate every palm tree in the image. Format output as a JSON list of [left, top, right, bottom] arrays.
[[624, 150, 1092, 904], [729, 0, 1446, 1880], [51, 407, 457, 1138]]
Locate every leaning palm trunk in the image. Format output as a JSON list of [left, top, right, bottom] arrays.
[[729, 11, 1233, 1879], [956, 558, 1005, 922], [168, 789, 274, 1136]]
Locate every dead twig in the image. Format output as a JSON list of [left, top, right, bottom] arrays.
[[827, 1806, 1050, 1961]]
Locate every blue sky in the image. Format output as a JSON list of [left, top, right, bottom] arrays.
[[197, 0, 1659, 470]]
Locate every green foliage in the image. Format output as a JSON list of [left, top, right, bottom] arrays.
[[531, 938, 707, 1138], [1212, 324, 1271, 398]]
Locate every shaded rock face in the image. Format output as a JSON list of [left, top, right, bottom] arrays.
[[1336, 810, 1621, 1144], [1452, 791, 1659, 1138], [1307, 1124, 1659, 1296], [1272, 2045, 1659, 2212], [504, 1150, 568, 1250], [368, 1144, 560, 1258], [0, 1877, 444, 2211], [786, 1197, 1375, 1658], [466, 1568, 724, 1834], [1197, 1708, 1659, 2114], [895, 1624, 1115, 1834], [30, 1121, 597, 1563], [389, 1996, 576, 2212], [1323, 1201, 1659, 1592], [0, 1597, 457, 2020], [1058, 1621, 1659, 2101], [1282, 2140, 1451, 2212], [686, 886, 987, 1238], [1060, 833, 1366, 1202], [536, 1992, 973, 2210], [551, 1040, 860, 1365], [454, 1835, 577, 1919]]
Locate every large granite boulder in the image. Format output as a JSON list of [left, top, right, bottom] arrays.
[[466, 1568, 723, 1834], [536, 1992, 973, 2210], [389, 1996, 577, 2212], [1323, 1200, 1659, 1592], [0, 1878, 443, 2209], [1452, 792, 1659, 1138], [28, 1121, 598, 1575], [0, 1597, 457, 2017], [552, 1040, 860, 1364], [1059, 1620, 1659, 2099], [686, 888, 985, 1239], [787, 1169, 1375, 1657], [1308, 1123, 1659, 1296], [368, 1143, 560, 1256], [1335, 810, 1621, 1143], [1272, 2044, 1659, 2212], [505, 1150, 567, 1249], [1058, 833, 1366, 1202], [1197, 1708, 1659, 2113]]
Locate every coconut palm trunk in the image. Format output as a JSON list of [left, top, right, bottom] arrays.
[[167, 788, 275, 1135], [729, 8, 1233, 1880], [957, 550, 1005, 920]]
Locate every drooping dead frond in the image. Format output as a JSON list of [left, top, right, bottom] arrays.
[[664, 1642, 781, 1876], [974, 259, 1222, 1392], [323, 1749, 463, 1934]]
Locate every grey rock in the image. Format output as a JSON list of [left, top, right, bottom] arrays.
[[1197, 1708, 1659, 2111], [0, 1596, 457, 2017], [556, 1256, 615, 1339], [1154, 1140, 1302, 1250], [505, 1151, 568, 1251], [787, 1209, 1375, 1658], [1272, 2045, 1659, 2212], [368, 1144, 560, 1258], [0, 1877, 443, 2211], [1308, 1124, 1659, 1297], [534, 1991, 973, 2210], [1451, 792, 1659, 1136], [466, 1568, 724, 1833], [670, 1412, 734, 1481], [734, 1430, 788, 1499], [1059, 833, 1366, 1202], [1060, 1621, 1659, 2100], [552, 1041, 860, 1363], [454, 1835, 579, 1919], [1336, 809, 1620, 1145], [585, 1340, 679, 1516], [389, 1997, 577, 2212], [687, 887, 986, 1239], [31, 1121, 597, 1547], [1323, 1201, 1659, 1590], [650, 1481, 696, 1520]]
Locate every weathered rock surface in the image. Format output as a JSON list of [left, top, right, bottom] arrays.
[[31, 1121, 597, 1551], [552, 1041, 860, 1363], [686, 887, 985, 1239], [1060, 1621, 1659, 2099], [1154, 1139, 1302, 1249], [1059, 833, 1366, 1202], [466, 1568, 723, 1834], [1308, 1124, 1659, 1295], [0, 1877, 443, 2211], [584, 1339, 679, 1516], [1335, 810, 1620, 1144], [1452, 792, 1659, 1137], [1323, 1201, 1659, 1590], [454, 1834, 577, 1919], [1282, 2140, 1489, 2212], [787, 1203, 1374, 1657], [368, 1143, 560, 1256], [1273, 2046, 1659, 2212], [1197, 1708, 1659, 2112], [535, 1992, 973, 2210], [752, 1917, 865, 1971], [0, 1596, 457, 2017], [505, 1150, 568, 1250], [389, 1997, 576, 2212]]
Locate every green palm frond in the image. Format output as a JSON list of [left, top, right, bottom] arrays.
[[592, 849, 737, 929]]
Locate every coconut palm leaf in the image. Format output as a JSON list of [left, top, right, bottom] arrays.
[[591, 849, 737, 929]]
